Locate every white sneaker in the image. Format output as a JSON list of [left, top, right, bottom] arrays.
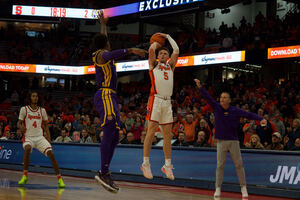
[[241, 186, 248, 198], [141, 163, 153, 179], [214, 187, 221, 197], [161, 165, 175, 180]]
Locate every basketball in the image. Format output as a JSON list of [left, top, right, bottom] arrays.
[[150, 33, 165, 46]]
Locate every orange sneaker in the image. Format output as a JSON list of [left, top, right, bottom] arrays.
[[140, 163, 153, 179], [161, 165, 174, 180]]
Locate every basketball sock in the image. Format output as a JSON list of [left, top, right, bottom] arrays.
[[57, 174, 62, 180], [165, 159, 172, 167], [101, 122, 118, 174], [143, 157, 150, 165], [23, 170, 28, 176], [108, 128, 119, 165]]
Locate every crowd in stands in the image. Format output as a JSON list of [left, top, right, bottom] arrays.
[[1, 75, 300, 151], [1, 10, 299, 65], [0, 22, 139, 65], [0, 21, 79, 65], [178, 11, 300, 54]]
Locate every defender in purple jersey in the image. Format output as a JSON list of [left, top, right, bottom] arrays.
[[93, 11, 146, 193], [194, 79, 267, 198]]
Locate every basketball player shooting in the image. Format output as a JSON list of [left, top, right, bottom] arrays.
[[141, 33, 179, 180], [17, 91, 65, 188]]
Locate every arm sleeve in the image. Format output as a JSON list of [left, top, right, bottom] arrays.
[[102, 49, 128, 61], [166, 35, 179, 54], [236, 108, 263, 121], [18, 107, 26, 120], [41, 108, 48, 121], [199, 88, 219, 110]]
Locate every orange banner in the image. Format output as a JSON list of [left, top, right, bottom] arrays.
[[268, 45, 300, 59], [84, 65, 95, 74], [175, 56, 195, 67], [0, 63, 36, 73]]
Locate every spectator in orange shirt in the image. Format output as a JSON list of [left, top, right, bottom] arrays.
[[243, 120, 256, 145], [178, 110, 200, 144]]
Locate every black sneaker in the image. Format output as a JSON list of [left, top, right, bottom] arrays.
[[95, 171, 119, 193]]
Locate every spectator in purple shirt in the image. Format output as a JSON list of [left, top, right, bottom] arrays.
[[194, 79, 267, 198]]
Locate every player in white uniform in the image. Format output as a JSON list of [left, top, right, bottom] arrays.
[[17, 91, 65, 188], [141, 33, 179, 180]]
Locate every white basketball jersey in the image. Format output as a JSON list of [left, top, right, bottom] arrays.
[[19, 106, 48, 137], [150, 62, 174, 97]]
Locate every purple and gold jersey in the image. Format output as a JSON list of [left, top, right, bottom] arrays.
[[92, 50, 118, 91], [92, 48, 128, 128]]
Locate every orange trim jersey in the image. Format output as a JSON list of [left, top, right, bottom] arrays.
[[146, 62, 174, 123], [19, 106, 48, 137], [150, 62, 173, 97]]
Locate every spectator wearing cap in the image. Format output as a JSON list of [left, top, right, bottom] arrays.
[[266, 132, 284, 150]]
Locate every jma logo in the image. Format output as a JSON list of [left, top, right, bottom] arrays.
[[270, 165, 300, 185]]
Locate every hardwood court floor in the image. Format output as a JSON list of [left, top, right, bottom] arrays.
[[0, 169, 296, 200]]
